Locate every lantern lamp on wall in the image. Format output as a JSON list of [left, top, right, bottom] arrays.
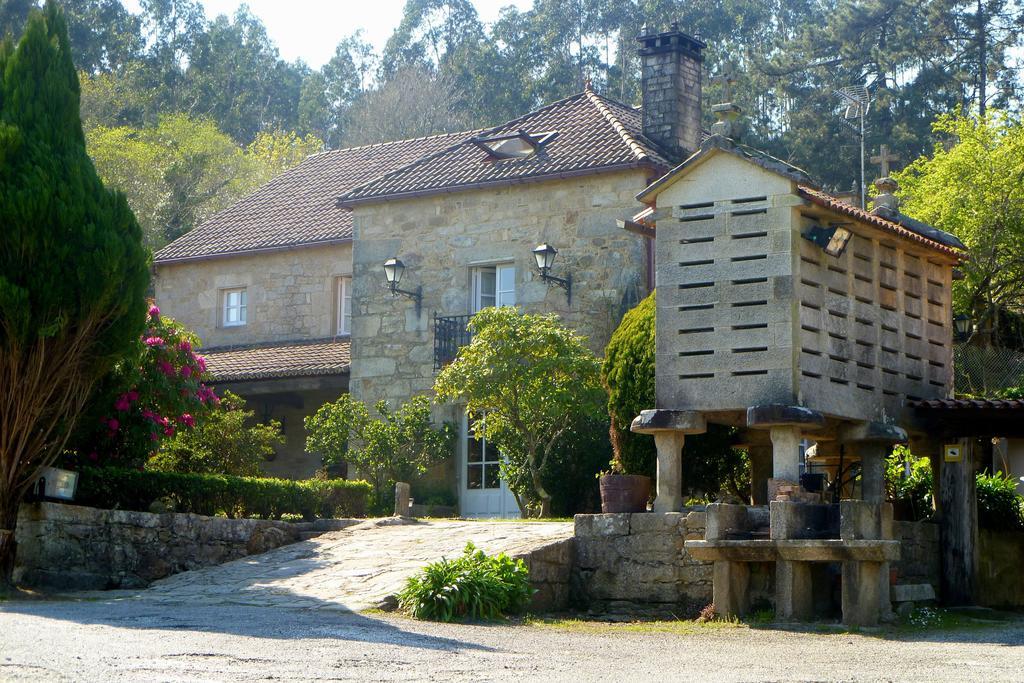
[[532, 243, 572, 304], [953, 313, 973, 342], [383, 257, 422, 316], [803, 223, 853, 258]]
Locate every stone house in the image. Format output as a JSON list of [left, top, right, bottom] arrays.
[[153, 27, 706, 508]]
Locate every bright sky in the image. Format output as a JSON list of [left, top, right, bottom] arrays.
[[119, 0, 533, 68]]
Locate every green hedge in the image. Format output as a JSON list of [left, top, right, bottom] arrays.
[[75, 467, 370, 520]]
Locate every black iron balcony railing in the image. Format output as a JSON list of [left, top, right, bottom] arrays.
[[434, 313, 473, 370]]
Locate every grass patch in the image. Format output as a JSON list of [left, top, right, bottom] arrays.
[[893, 606, 1024, 634], [523, 616, 746, 635]]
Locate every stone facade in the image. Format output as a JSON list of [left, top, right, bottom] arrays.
[[14, 502, 300, 591], [979, 529, 1024, 608], [154, 243, 352, 347], [892, 520, 940, 591], [349, 169, 650, 414]]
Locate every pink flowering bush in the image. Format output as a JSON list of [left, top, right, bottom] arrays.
[[70, 305, 218, 468]]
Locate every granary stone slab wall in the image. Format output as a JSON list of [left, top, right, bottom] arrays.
[[14, 502, 300, 591], [794, 216, 954, 421], [651, 152, 800, 412], [154, 243, 353, 348], [349, 170, 651, 413]]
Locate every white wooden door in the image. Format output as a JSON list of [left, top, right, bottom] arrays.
[[458, 413, 520, 518]]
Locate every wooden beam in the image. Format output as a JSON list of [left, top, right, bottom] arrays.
[[938, 437, 979, 605], [617, 218, 655, 239]]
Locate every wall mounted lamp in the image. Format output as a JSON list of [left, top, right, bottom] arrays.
[[532, 243, 572, 304], [383, 257, 422, 316]]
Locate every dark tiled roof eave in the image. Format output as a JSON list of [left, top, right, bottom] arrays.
[[201, 338, 351, 382], [907, 398, 1024, 411], [154, 237, 352, 265], [798, 186, 963, 259]]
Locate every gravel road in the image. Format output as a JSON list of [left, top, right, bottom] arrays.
[[1, 598, 1022, 682]]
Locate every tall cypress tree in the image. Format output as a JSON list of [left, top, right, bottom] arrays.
[[0, 1, 149, 589]]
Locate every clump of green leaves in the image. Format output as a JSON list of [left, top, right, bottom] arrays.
[[148, 390, 283, 477], [305, 394, 454, 514], [976, 470, 1024, 531], [885, 445, 934, 521], [397, 543, 532, 622]]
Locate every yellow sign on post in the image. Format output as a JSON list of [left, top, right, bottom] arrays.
[[944, 444, 962, 462]]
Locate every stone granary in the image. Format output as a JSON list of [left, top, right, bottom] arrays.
[[626, 66, 965, 624]]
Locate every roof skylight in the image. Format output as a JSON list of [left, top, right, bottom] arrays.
[[471, 130, 556, 160]]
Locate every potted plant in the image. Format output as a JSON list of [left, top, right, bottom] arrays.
[[598, 467, 651, 513]]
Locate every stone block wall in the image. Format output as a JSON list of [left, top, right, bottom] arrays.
[[979, 529, 1024, 608], [517, 538, 575, 612], [892, 520, 940, 591], [572, 511, 714, 616], [14, 502, 300, 591], [154, 243, 352, 348]]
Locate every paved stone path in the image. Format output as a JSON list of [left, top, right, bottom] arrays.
[[129, 518, 572, 611]]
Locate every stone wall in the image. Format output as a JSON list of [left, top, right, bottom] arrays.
[[573, 511, 719, 616], [349, 170, 650, 414], [154, 243, 352, 348], [892, 520, 940, 592], [14, 502, 300, 591], [979, 529, 1024, 608], [516, 538, 575, 612]]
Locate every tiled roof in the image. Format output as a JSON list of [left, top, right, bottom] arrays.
[[337, 88, 672, 206], [201, 338, 351, 382], [797, 186, 963, 259], [153, 131, 474, 263], [907, 398, 1024, 411]]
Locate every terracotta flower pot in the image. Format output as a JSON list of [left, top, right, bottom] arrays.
[[599, 474, 652, 513]]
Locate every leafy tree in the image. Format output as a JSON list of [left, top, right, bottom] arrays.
[[147, 390, 283, 477], [305, 394, 455, 514], [339, 65, 470, 147], [0, 2, 149, 589], [885, 445, 934, 521], [896, 111, 1024, 346], [86, 113, 321, 247], [434, 307, 605, 517], [70, 306, 218, 469]]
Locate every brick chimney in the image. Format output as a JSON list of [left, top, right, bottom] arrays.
[[637, 23, 705, 159]]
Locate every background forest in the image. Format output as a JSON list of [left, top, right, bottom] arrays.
[[1, 0, 1021, 250]]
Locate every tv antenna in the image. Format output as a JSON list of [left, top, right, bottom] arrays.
[[834, 85, 871, 209]]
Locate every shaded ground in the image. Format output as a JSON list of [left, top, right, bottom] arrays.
[[105, 518, 573, 611], [2, 598, 1023, 682]]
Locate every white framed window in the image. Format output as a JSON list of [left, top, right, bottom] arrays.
[[472, 264, 515, 312], [336, 276, 352, 336], [466, 416, 502, 490], [222, 287, 247, 327]]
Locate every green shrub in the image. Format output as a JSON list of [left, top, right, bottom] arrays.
[[74, 467, 371, 520], [601, 290, 750, 498], [539, 410, 614, 515], [306, 394, 455, 516], [885, 445, 934, 521], [397, 543, 532, 622], [976, 470, 1024, 531], [147, 390, 283, 476]]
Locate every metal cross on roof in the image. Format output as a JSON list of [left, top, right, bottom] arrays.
[[870, 144, 900, 178], [712, 69, 737, 103]]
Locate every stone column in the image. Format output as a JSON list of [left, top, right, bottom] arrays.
[[858, 442, 887, 503], [653, 431, 686, 513], [394, 482, 411, 517], [631, 409, 706, 514], [770, 425, 802, 481]]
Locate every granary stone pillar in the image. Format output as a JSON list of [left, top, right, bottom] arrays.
[[747, 444, 772, 505], [839, 422, 907, 503], [631, 409, 707, 513], [746, 405, 826, 500]]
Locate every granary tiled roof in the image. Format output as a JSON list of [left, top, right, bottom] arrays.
[[336, 87, 672, 206], [797, 186, 963, 259], [201, 338, 351, 382], [907, 398, 1024, 411], [153, 131, 474, 263]]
